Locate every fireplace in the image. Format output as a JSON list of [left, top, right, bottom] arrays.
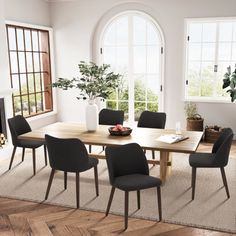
[[0, 98, 7, 139]]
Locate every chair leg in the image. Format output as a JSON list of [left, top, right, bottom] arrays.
[[94, 166, 99, 196], [9, 146, 17, 170], [152, 150, 155, 160], [157, 186, 162, 221], [137, 190, 140, 209], [220, 167, 230, 198], [124, 191, 129, 230], [44, 145, 47, 166], [102, 146, 105, 151], [89, 145, 92, 153], [191, 167, 197, 200], [64, 171, 67, 190], [106, 186, 115, 216], [45, 169, 55, 200], [76, 172, 80, 208], [32, 148, 36, 175], [22, 148, 25, 162]]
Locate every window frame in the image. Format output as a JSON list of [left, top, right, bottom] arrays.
[[5, 21, 56, 118], [184, 17, 236, 103], [99, 10, 165, 123]]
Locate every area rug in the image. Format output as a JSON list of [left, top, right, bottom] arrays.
[[0, 147, 235, 233]]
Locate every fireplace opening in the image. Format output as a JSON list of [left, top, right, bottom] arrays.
[[0, 98, 7, 140]]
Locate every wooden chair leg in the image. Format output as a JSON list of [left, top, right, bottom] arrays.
[[64, 171, 67, 190], [106, 186, 115, 216], [45, 169, 55, 200], [32, 149, 36, 175], [157, 186, 162, 221], [94, 166, 99, 196], [22, 148, 25, 162], [44, 145, 47, 166], [124, 191, 129, 230], [76, 172, 80, 208], [152, 150, 155, 160], [137, 190, 140, 209], [89, 145, 92, 153], [191, 167, 197, 200], [220, 167, 230, 198], [9, 146, 17, 170]]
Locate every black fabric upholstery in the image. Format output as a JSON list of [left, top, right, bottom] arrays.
[[8, 115, 44, 148], [105, 143, 150, 186], [189, 128, 233, 168], [45, 134, 98, 172], [99, 108, 124, 125], [137, 111, 166, 129], [113, 174, 161, 191]]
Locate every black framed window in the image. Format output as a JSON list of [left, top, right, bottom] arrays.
[[6, 24, 53, 117]]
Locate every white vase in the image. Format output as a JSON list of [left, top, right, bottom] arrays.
[[85, 99, 98, 131]]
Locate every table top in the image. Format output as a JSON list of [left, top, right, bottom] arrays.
[[19, 122, 203, 154]]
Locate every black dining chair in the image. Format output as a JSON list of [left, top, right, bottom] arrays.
[[137, 111, 166, 159], [105, 143, 162, 230], [189, 128, 233, 200], [8, 115, 47, 175], [89, 108, 124, 153], [45, 134, 99, 208]]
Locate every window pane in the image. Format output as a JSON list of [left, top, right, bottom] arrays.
[[133, 46, 146, 73], [147, 23, 160, 44], [104, 22, 116, 45], [13, 97, 22, 115], [189, 23, 202, 42], [35, 74, 42, 92], [232, 43, 236, 61], [10, 52, 19, 73], [200, 79, 213, 97], [8, 27, 16, 50], [18, 52, 26, 73], [147, 102, 158, 112], [29, 94, 36, 114], [147, 46, 159, 73], [16, 29, 24, 50], [25, 30, 32, 51], [32, 31, 39, 51], [103, 46, 116, 65], [118, 102, 128, 121], [28, 74, 35, 93], [188, 43, 201, 61], [134, 75, 146, 101], [134, 102, 146, 121], [20, 74, 28, 95], [26, 52, 33, 72], [219, 22, 233, 42], [147, 75, 159, 101], [202, 23, 216, 42], [33, 52, 40, 72], [187, 62, 201, 97], [202, 43, 215, 61], [233, 23, 236, 41], [37, 93, 43, 112], [218, 43, 232, 61], [118, 78, 128, 100], [12, 75, 20, 95], [116, 46, 128, 72], [116, 16, 128, 45], [133, 16, 146, 45], [201, 62, 214, 80], [106, 101, 117, 110], [22, 95, 29, 116]]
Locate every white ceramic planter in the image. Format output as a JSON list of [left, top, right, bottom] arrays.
[[85, 99, 98, 131]]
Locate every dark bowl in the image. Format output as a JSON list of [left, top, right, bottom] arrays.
[[108, 127, 132, 136]]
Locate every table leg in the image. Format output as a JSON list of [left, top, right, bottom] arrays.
[[160, 151, 170, 184]]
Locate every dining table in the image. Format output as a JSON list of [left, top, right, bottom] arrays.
[[19, 122, 203, 183]]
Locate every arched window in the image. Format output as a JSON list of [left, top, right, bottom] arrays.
[[100, 11, 164, 123]]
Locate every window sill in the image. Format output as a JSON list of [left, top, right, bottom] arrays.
[[184, 97, 235, 104], [27, 110, 57, 122]]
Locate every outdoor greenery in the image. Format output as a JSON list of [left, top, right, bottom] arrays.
[[222, 65, 236, 102], [52, 61, 122, 100]]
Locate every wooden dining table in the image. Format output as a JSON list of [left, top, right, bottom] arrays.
[[19, 122, 203, 183]]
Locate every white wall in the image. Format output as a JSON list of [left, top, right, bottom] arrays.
[[50, 0, 236, 134], [0, 0, 57, 131]]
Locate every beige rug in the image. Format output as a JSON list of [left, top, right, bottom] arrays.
[[0, 147, 235, 233]]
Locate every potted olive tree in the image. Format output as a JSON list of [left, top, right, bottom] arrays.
[[52, 61, 122, 131]]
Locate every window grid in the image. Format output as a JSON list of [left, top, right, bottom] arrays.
[[6, 24, 53, 117]]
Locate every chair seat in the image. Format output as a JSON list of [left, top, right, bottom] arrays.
[[189, 153, 217, 168], [113, 174, 161, 191], [16, 139, 45, 149]]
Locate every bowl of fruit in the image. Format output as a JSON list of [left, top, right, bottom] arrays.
[[108, 124, 132, 136]]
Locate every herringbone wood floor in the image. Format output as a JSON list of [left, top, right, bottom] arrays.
[[0, 141, 235, 236]]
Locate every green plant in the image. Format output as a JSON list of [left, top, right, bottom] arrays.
[[222, 65, 236, 102], [184, 102, 198, 119], [52, 61, 122, 100]]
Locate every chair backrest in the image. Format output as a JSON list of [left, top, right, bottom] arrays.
[[105, 143, 149, 185], [212, 128, 234, 167], [45, 134, 90, 172], [99, 108, 124, 125], [137, 111, 166, 129], [8, 115, 32, 146]]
